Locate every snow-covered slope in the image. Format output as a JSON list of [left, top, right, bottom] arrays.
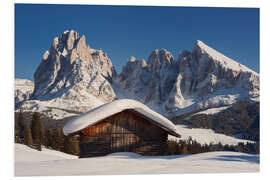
[[15, 144, 259, 176], [169, 125, 253, 145]]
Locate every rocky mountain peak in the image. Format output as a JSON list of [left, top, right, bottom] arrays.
[[30, 30, 116, 112], [147, 49, 174, 70], [61, 30, 80, 50], [192, 40, 204, 59], [50, 30, 80, 51], [128, 56, 136, 62]]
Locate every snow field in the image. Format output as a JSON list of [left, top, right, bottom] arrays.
[[15, 144, 259, 176]]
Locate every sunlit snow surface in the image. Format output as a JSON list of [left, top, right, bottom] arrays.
[[192, 106, 230, 116], [15, 144, 259, 176]]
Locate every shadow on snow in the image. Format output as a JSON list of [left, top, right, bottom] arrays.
[[206, 155, 259, 164]]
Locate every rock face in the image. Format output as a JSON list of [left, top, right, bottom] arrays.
[[15, 30, 259, 118], [115, 40, 259, 116]]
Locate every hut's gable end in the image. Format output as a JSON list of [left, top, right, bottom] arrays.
[[79, 110, 168, 157]]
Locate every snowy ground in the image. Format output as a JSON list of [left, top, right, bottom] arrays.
[[15, 144, 259, 176], [169, 125, 253, 145]]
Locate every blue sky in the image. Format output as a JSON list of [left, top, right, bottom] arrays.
[[15, 4, 259, 80]]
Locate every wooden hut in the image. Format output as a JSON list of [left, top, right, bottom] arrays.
[[63, 99, 181, 158]]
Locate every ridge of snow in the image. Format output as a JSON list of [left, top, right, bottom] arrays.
[[63, 99, 180, 137], [196, 40, 258, 75], [191, 106, 230, 117]]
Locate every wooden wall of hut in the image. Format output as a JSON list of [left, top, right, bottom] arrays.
[[79, 109, 168, 158]]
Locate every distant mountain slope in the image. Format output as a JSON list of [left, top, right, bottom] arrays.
[[14, 79, 34, 104]]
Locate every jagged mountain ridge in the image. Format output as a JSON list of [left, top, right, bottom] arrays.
[[116, 40, 259, 116], [15, 30, 259, 119]]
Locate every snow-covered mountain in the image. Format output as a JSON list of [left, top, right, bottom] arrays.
[[15, 30, 259, 119], [14, 79, 34, 104], [115, 40, 259, 116]]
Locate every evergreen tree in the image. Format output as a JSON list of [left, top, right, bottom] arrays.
[[180, 141, 188, 154], [14, 119, 20, 143], [43, 127, 53, 148], [17, 111, 25, 143], [63, 135, 79, 156], [31, 112, 43, 151], [24, 125, 33, 146], [166, 140, 181, 155], [52, 128, 64, 151], [236, 142, 244, 153]]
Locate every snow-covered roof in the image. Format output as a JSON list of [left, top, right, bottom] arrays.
[[63, 99, 181, 137]]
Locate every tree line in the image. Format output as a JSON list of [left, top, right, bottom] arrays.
[[14, 111, 79, 155]]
